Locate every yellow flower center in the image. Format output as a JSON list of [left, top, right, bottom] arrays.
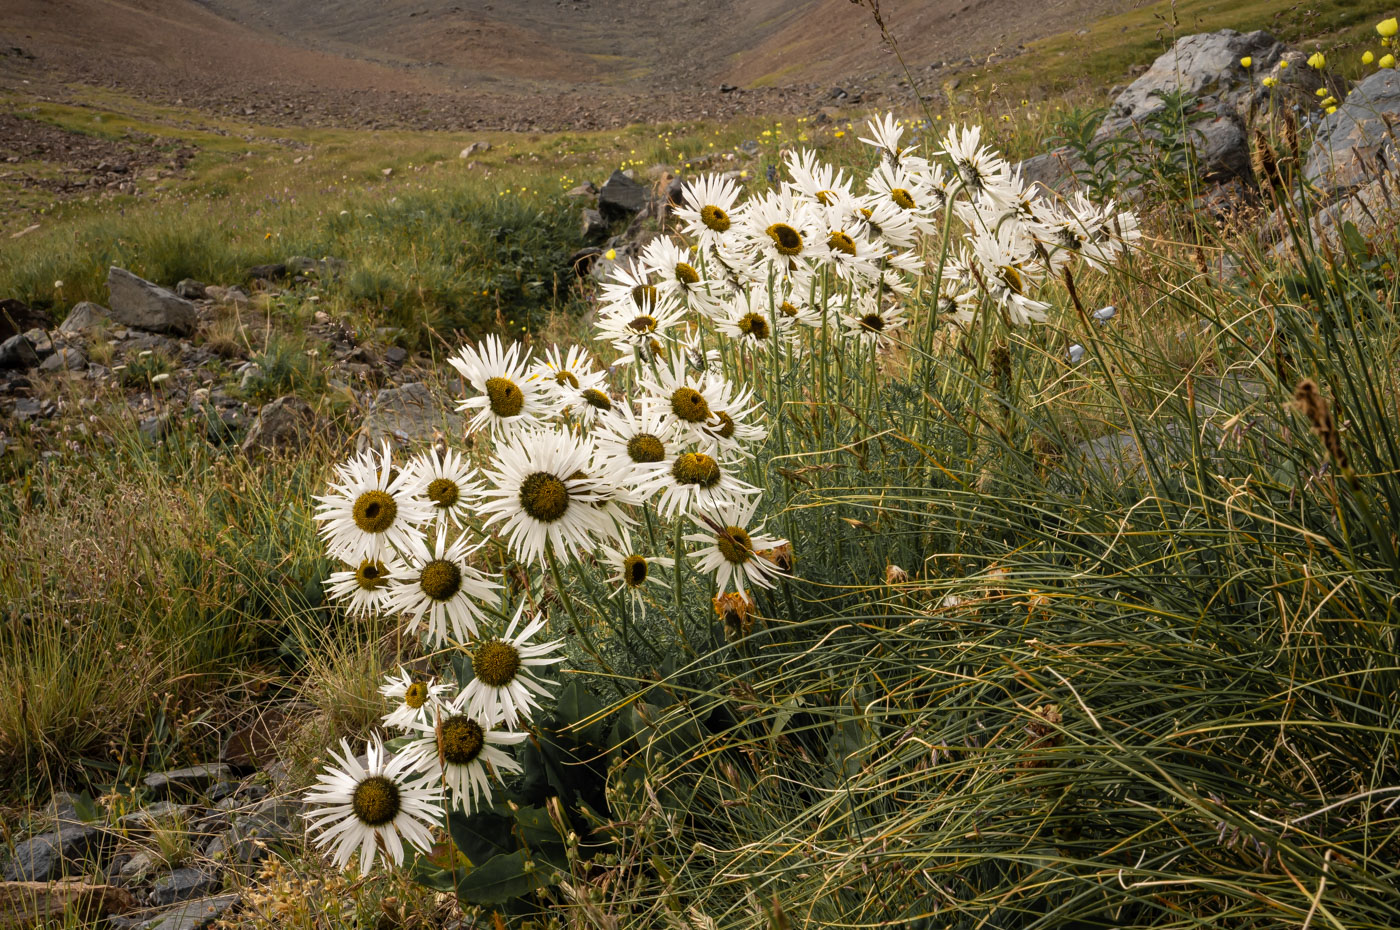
[[427, 478, 459, 509], [403, 681, 429, 709], [675, 263, 700, 286], [700, 204, 731, 232], [710, 411, 736, 439], [632, 284, 658, 307], [352, 490, 397, 534], [716, 525, 754, 564], [779, 301, 799, 318], [519, 472, 570, 522], [622, 554, 649, 587], [420, 559, 462, 601], [736, 312, 770, 340], [439, 715, 484, 766], [581, 388, 612, 410], [828, 231, 857, 256], [473, 639, 522, 687], [671, 452, 721, 488], [670, 387, 711, 423], [554, 370, 580, 389], [765, 223, 804, 256], [485, 377, 524, 417], [355, 559, 390, 591], [890, 187, 915, 209], [860, 313, 885, 332], [627, 433, 666, 463], [351, 775, 400, 827], [628, 315, 657, 335]]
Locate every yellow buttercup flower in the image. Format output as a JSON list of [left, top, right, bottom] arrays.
[[605, 248, 617, 261], [1240, 56, 1252, 68], [1364, 51, 1375, 65], [1262, 76, 1278, 88], [1321, 96, 1337, 108], [1379, 17, 1398, 38], [1307, 52, 1326, 69], [1279, 59, 1289, 68], [1316, 87, 1329, 97], [1384, 54, 1398, 69], [1326, 106, 1338, 115]]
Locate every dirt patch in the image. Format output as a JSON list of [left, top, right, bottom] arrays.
[[0, 112, 197, 199]]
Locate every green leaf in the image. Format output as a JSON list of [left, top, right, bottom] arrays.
[[455, 849, 557, 906], [447, 808, 515, 866], [553, 679, 608, 746]]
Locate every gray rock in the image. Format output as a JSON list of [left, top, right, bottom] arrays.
[[119, 801, 197, 834], [384, 345, 408, 366], [0, 297, 52, 341], [1306, 70, 1400, 194], [1269, 174, 1400, 260], [174, 279, 207, 300], [3, 823, 104, 881], [459, 140, 492, 158], [360, 381, 458, 449], [237, 362, 262, 392], [0, 332, 42, 369], [140, 893, 240, 930], [40, 344, 87, 372], [240, 396, 318, 454], [118, 849, 161, 885], [59, 301, 109, 334], [597, 169, 647, 220], [581, 207, 609, 241], [246, 263, 288, 283], [1098, 30, 1287, 138], [143, 763, 231, 798], [151, 868, 220, 906], [107, 267, 197, 336], [1015, 149, 1085, 196], [204, 801, 298, 867], [1193, 115, 1250, 181]]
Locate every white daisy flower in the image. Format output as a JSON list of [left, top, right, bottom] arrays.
[[968, 226, 1051, 326], [593, 401, 679, 485], [674, 173, 744, 251], [315, 443, 431, 563], [404, 709, 525, 812], [866, 161, 940, 235], [859, 112, 921, 167], [406, 447, 482, 529], [715, 291, 797, 353], [479, 427, 618, 565], [740, 186, 826, 274], [530, 343, 606, 400], [594, 292, 688, 364], [449, 335, 556, 437], [942, 123, 1009, 201], [817, 219, 884, 282], [302, 736, 442, 874], [325, 552, 407, 617], [640, 237, 724, 317], [388, 525, 502, 646], [842, 297, 911, 349], [784, 148, 856, 207], [684, 497, 789, 595], [856, 197, 920, 251], [696, 377, 767, 458], [598, 537, 674, 609], [379, 667, 454, 733], [642, 448, 760, 520], [458, 604, 565, 729]]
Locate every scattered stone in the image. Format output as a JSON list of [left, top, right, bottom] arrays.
[[0, 333, 42, 370], [137, 893, 239, 930], [597, 169, 647, 221], [204, 798, 300, 867], [360, 381, 457, 448], [240, 396, 318, 454], [384, 345, 408, 366], [1192, 115, 1250, 182], [459, 141, 492, 158], [174, 279, 206, 300], [106, 267, 197, 336], [203, 286, 250, 309], [564, 182, 597, 199], [1015, 149, 1085, 195], [150, 869, 220, 907], [2, 824, 104, 882], [567, 246, 603, 278], [0, 298, 52, 342], [118, 802, 197, 835], [142, 764, 231, 799], [246, 263, 288, 284], [1306, 70, 1400, 195], [237, 363, 262, 392], [719, 83, 738, 93], [58, 301, 109, 334], [116, 851, 160, 886], [0, 879, 135, 928], [39, 344, 86, 372], [580, 207, 609, 241]]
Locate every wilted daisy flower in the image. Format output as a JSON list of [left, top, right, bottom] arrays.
[[598, 537, 674, 608], [856, 196, 920, 250], [479, 427, 618, 564], [459, 604, 565, 728], [969, 227, 1050, 325], [379, 668, 454, 733], [685, 497, 789, 595], [942, 123, 1009, 200], [315, 443, 431, 563], [407, 447, 481, 529], [715, 291, 797, 352], [593, 401, 677, 484], [859, 113, 922, 168], [450, 335, 556, 437], [643, 448, 759, 519], [302, 736, 442, 874], [842, 297, 910, 349], [389, 525, 502, 645], [404, 709, 525, 812], [325, 552, 407, 617], [697, 378, 767, 458], [674, 173, 744, 251]]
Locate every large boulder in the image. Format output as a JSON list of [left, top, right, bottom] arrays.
[[59, 301, 109, 334], [359, 381, 458, 450], [241, 397, 319, 454], [106, 267, 197, 336], [3, 824, 105, 881], [1098, 30, 1287, 138], [597, 170, 647, 221], [1306, 70, 1400, 195]]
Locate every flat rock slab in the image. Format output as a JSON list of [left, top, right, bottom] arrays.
[[1306, 70, 1400, 194], [360, 381, 460, 449], [150, 869, 220, 907], [106, 267, 197, 337], [143, 764, 231, 798], [115, 893, 239, 930], [3, 824, 104, 882]]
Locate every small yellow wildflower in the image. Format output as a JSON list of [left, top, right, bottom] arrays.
[[1326, 106, 1338, 115], [1379, 17, 1399, 38], [1316, 87, 1329, 97], [1383, 53, 1398, 69], [1307, 52, 1326, 69], [1262, 77, 1278, 88], [834, 130, 845, 138], [605, 248, 616, 261], [1240, 56, 1252, 68], [1279, 59, 1289, 68], [1364, 51, 1376, 65]]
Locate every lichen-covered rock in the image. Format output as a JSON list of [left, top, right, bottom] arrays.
[[1306, 70, 1400, 194]]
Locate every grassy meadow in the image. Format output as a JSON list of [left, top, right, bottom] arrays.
[[3, 3, 1400, 928]]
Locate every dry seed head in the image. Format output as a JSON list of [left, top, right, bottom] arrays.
[[1293, 379, 1349, 470]]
